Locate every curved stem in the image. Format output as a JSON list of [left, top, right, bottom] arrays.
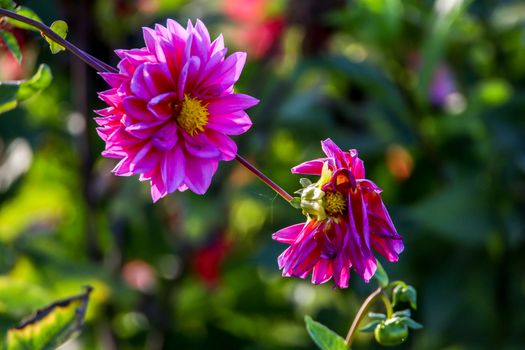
[[235, 154, 293, 203], [381, 292, 393, 319], [345, 287, 383, 347], [0, 8, 117, 73]]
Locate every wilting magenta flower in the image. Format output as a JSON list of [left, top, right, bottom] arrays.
[[273, 139, 403, 288], [95, 19, 259, 201]]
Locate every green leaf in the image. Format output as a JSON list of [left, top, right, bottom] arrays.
[[0, 31, 22, 63], [17, 64, 53, 101], [44, 20, 68, 54], [4, 287, 93, 350], [373, 260, 389, 287], [0, 63, 52, 114], [7, 7, 43, 32], [392, 309, 411, 318], [304, 316, 348, 350], [0, 83, 20, 113], [359, 320, 381, 333], [0, 0, 16, 10]]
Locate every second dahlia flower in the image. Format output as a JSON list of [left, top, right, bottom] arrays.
[[96, 19, 259, 201], [273, 139, 403, 288]]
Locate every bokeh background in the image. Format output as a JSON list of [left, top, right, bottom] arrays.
[[1, 0, 525, 349]]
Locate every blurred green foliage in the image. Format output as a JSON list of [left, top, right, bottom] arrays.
[[1, 0, 524, 349]]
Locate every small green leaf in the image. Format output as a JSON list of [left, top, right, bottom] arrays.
[[0, 31, 22, 63], [0, 0, 16, 10], [359, 320, 381, 333], [7, 7, 43, 32], [373, 260, 389, 287], [17, 64, 53, 101], [44, 20, 68, 54], [0, 83, 20, 113], [4, 287, 93, 350], [304, 316, 348, 350]]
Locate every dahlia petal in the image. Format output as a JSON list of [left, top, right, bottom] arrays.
[[147, 92, 177, 120], [178, 56, 200, 100], [99, 72, 127, 88], [205, 130, 237, 160], [161, 146, 185, 193], [129, 143, 158, 173], [150, 168, 167, 202], [203, 52, 246, 88], [166, 19, 188, 42], [183, 133, 221, 159], [272, 223, 304, 244], [207, 111, 252, 135], [291, 158, 327, 175], [207, 94, 259, 115], [142, 63, 175, 96], [152, 121, 178, 151], [131, 65, 154, 100], [183, 156, 218, 194], [312, 259, 333, 285], [123, 96, 157, 122]]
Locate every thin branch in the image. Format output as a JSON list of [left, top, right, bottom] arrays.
[[0, 7, 117, 73]]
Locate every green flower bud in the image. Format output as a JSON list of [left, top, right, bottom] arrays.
[[393, 284, 417, 309], [374, 319, 409, 346]]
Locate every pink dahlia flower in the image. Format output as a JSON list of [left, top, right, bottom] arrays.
[[273, 139, 403, 288], [95, 19, 259, 201]]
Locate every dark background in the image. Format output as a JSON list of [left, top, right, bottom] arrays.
[[1, 0, 524, 349]]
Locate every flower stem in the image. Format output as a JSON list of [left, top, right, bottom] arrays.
[[381, 292, 393, 319], [0, 8, 117, 73], [345, 286, 383, 348], [235, 154, 293, 203]]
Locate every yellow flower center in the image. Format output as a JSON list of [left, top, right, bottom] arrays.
[[175, 95, 209, 136], [324, 191, 346, 216]]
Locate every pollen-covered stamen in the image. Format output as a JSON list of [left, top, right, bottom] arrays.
[[324, 191, 346, 216], [175, 94, 209, 136]]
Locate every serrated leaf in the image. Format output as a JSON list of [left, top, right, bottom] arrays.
[[17, 64, 52, 101], [305, 316, 348, 350], [4, 287, 92, 350], [373, 260, 389, 287], [0, 31, 22, 63], [359, 320, 381, 333], [44, 20, 68, 54], [7, 7, 43, 32]]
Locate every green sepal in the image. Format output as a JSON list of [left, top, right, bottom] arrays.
[[367, 312, 387, 320], [3, 286, 92, 350], [0, 30, 22, 63], [44, 20, 68, 54], [392, 284, 417, 310], [398, 317, 423, 330], [359, 320, 382, 333], [290, 196, 302, 209], [300, 178, 312, 188], [6, 7, 43, 32], [392, 309, 411, 318], [373, 260, 389, 287], [304, 315, 348, 350]]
